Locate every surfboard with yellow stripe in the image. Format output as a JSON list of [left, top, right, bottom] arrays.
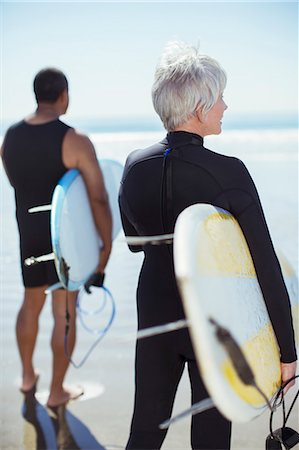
[[173, 204, 298, 422]]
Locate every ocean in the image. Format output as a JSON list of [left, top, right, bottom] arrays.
[[0, 123, 298, 449]]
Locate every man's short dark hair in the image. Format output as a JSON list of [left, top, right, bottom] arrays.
[[33, 68, 68, 103]]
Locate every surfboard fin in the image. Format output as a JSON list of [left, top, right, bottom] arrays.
[[28, 204, 52, 213], [45, 282, 63, 293], [136, 319, 189, 340], [125, 234, 174, 246], [24, 253, 55, 266], [159, 397, 214, 429]]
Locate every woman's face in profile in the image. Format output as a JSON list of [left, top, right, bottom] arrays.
[[202, 95, 228, 136]]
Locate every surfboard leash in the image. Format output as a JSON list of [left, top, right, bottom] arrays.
[[266, 374, 299, 449], [64, 286, 116, 369], [209, 318, 273, 411], [63, 269, 116, 369], [61, 257, 73, 363]]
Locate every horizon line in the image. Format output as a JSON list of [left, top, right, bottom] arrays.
[[1, 112, 298, 134]]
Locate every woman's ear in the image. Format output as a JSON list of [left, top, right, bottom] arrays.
[[195, 107, 205, 124]]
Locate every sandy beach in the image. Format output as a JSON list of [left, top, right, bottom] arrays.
[[1, 129, 298, 450]]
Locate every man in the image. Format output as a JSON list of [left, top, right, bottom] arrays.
[[1, 68, 112, 407]]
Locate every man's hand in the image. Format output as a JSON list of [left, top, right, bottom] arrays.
[[84, 272, 105, 294]]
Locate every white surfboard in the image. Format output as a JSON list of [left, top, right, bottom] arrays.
[[173, 203, 298, 423], [51, 159, 123, 291]]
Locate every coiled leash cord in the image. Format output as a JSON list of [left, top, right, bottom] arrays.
[[64, 270, 116, 368]]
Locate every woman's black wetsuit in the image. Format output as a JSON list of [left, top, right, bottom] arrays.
[[119, 131, 297, 450], [2, 119, 70, 287]]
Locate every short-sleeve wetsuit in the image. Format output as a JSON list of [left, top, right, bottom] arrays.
[[2, 119, 71, 287], [119, 131, 297, 450]]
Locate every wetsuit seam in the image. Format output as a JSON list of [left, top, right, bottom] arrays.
[[121, 154, 167, 234], [212, 188, 256, 217], [121, 188, 145, 235], [122, 155, 258, 232], [171, 153, 225, 192], [121, 154, 165, 184], [235, 197, 257, 218]]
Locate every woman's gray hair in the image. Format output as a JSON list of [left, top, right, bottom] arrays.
[[152, 41, 227, 131]]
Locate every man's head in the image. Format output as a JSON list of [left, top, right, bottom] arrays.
[[33, 68, 68, 104]]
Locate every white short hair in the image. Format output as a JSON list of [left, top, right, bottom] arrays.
[[152, 41, 227, 131]]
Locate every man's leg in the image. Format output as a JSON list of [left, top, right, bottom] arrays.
[[16, 286, 47, 391], [47, 289, 82, 407]]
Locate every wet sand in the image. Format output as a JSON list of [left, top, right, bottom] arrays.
[[1, 146, 298, 450]]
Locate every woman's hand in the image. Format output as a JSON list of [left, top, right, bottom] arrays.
[[280, 361, 297, 394]]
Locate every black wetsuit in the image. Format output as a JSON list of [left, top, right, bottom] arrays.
[[2, 119, 71, 287], [119, 131, 297, 450]]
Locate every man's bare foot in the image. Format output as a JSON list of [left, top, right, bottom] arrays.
[[20, 371, 40, 393], [47, 385, 84, 408]]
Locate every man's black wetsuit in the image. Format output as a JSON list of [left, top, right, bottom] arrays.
[[119, 131, 297, 450], [2, 119, 71, 287]]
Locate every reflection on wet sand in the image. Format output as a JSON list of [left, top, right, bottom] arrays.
[[22, 389, 105, 450]]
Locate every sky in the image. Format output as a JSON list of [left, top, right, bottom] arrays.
[[1, 1, 298, 126]]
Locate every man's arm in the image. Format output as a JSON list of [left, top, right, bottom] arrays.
[[62, 129, 112, 273]]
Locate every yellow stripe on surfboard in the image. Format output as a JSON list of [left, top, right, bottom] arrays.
[[198, 212, 298, 406], [222, 322, 281, 406], [198, 213, 256, 277]]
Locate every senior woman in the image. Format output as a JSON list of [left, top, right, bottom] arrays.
[[119, 41, 297, 450]]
